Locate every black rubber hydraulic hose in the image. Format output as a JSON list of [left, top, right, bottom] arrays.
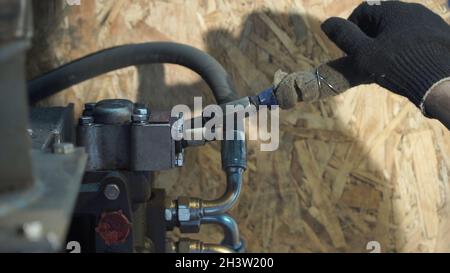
[[28, 42, 238, 104]]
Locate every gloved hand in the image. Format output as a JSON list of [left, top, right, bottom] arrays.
[[321, 1, 450, 111]]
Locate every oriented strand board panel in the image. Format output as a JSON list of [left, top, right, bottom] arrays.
[[28, 0, 450, 252]]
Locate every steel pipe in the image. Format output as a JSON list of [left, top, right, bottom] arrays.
[[201, 214, 243, 251]]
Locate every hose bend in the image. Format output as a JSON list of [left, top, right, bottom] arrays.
[[201, 167, 244, 216], [28, 42, 238, 104], [201, 214, 243, 251]]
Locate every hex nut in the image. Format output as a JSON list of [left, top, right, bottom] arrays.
[[134, 107, 148, 116], [132, 114, 148, 124], [177, 197, 191, 222], [176, 197, 201, 233]]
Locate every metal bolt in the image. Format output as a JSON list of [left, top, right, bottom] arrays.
[[79, 116, 94, 125], [132, 114, 148, 124], [135, 108, 148, 116], [53, 143, 75, 154], [104, 184, 120, 201], [133, 104, 149, 124], [175, 152, 184, 167], [134, 104, 149, 115]]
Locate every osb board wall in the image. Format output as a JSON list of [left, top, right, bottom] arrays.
[[27, 0, 450, 252]]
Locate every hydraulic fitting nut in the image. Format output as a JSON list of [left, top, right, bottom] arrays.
[[176, 197, 201, 234], [165, 198, 202, 233], [177, 197, 191, 222]]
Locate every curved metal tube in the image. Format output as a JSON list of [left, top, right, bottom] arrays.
[[201, 214, 242, 250], [201, 167, 244, 216]]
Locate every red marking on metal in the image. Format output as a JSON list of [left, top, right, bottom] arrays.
[[95, 210, 132, 246]]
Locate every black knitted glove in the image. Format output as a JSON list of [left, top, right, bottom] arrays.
[[321, 1, 450, 109]]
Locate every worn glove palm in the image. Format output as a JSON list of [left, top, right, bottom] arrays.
[[321, 1, 450, 108]]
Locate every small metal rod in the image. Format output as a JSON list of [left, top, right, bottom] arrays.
[[201, 214, 242, 251]]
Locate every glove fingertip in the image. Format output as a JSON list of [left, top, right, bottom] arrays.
[[321, 17, 345, 37]]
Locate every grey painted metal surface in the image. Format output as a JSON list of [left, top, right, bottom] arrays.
[[0, 149, 87, 252], [0, 0, 34, 193]]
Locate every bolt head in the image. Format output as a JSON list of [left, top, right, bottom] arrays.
[[104, 184, 121, 201], [132, 114, 148, 124], [53, 143, 75, 154], [134, 104, 149, 115]]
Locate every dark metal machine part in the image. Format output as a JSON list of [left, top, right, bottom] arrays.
[[77, 99, 178, 172], [68, 99, 179, 253], [0, 104, 87, 252], [0, 0, 34, 192], [29, 106, 75, 151], [70, 96, 245, 253], [1, 0, 246, 253], [0, 0, 87, 252]]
